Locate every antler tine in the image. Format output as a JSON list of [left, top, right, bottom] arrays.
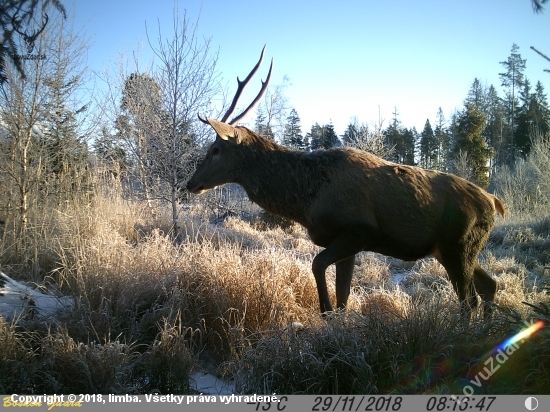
[[228, 57, 273, 126], [197, 113, 210, 125], [221, 45, 268, 123]]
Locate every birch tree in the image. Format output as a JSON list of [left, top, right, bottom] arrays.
[[145, 8, 220, 239]]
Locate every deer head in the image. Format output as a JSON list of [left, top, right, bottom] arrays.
[[188, 46, 273, 193], [12, 13, 49, 55]]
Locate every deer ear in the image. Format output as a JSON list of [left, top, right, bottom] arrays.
[[206, 118, 239, 142]]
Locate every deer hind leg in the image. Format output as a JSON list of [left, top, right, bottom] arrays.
[[336, 256, 355, 309], [473, 263, 497, 318]]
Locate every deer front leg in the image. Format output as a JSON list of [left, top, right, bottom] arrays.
[[312, 234, 363, 314]]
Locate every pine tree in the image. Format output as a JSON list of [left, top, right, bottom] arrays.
[[41, 74, 88, 180], [499, 43, 527, 160], [465, 78, 488, 113], [93, 126, 129, 175], [282, 108, 304, 149], [307, 123, 339, 150], [307, 123, 323, 150], [420, 119, 438, 169], [515, 79, 534, 156], [323, 123, 339, 148], [453, 103, 491, 188], [254, 107, 274, 139], [399, 127, 418, 166], [385, 108, 404, 163], [515, 80, 550, 157], [484, 85, 506, 170], [434, 107, 451, 171], [534, 81, 550, 133], [342, 122, 360, 147]]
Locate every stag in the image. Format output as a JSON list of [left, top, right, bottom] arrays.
[[12, 13, 49, 54], [187, 46, 505, 319]]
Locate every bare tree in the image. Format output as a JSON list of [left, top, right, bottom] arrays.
[[145, 7, 221, 239], [0, 8, 91, 267], [343, 115, 393, 159], [255, 76, 290, 141], [452, 150, 475, 182]]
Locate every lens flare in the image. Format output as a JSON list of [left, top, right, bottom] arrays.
[[495, 320, 545, 352]]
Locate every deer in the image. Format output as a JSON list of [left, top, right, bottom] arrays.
[[186, 46, 505, 319]]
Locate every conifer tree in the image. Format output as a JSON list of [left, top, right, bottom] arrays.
[[307, 123, 339, 150], [254, 106, 274, 139], [282, 108, 304, 149], [342, 122, 360, 147], [465, 78, 488, 113], [515, 80, 550, 156], [499, 43, 527, 160], [434, 107, 451, 171], [419, 119, 438, 169], [385, 108, 404, 163], [484, 85, 507, 172], [453, 103, 491, 188]]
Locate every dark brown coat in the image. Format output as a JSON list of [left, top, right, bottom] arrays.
[[187, 119, 505, 317]]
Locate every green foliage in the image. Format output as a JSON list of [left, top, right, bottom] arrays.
[[434, 108, 451, 171], [515, 81, 550, 157], [93, 126, 130, 174], [385, 110, 416, 165], [453, 103, 491, 188], [282, 108, 305, 149], [308, 122, 340, 150], [499, 43, 527, 162], [41, 75, 89, 190], [420, 119, 438, 169]]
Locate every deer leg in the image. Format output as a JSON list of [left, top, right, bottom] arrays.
[[336, 255, 355, 309], [473, 263, 497, 318], [435, 251, 476, 321], [312, 235, 364, 314]]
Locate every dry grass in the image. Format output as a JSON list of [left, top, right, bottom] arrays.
[[0, 177, 549, 394]]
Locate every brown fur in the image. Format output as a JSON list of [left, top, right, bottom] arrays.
[[187, 119, 505, 317]]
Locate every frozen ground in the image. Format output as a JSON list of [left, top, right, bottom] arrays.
[[190, 371, 235, 394], [0, 272, 72, 320]]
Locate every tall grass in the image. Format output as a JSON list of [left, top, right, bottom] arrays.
[[0, 159, 549, 394]]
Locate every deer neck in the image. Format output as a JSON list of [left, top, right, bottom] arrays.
[[235, 140, 314, 225]]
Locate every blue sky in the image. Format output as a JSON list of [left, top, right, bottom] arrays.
[[70, 0, 550, 135]]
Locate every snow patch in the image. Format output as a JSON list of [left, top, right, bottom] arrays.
[[0, 272, 72, 320], [190, 371, 235, 395], [391, 272, 408, 284]]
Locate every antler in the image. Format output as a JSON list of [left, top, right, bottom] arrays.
[[12, 13, 48, 40], [223, 45, 273, 125], [197, 45, 273, 126]]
